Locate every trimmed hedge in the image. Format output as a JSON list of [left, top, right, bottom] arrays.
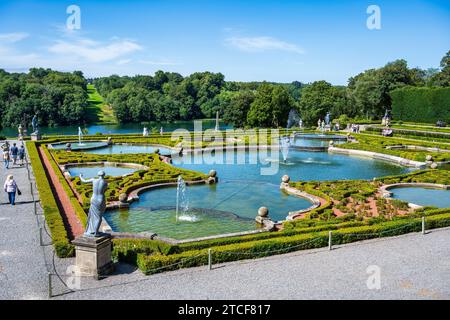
[[366, 126, 450, 140], [27, 142, 74, 257], [391, 86, 450, 124], [338, 133, 449, 162], [137, 211, 450, 275], [112, 239, 180, 265]]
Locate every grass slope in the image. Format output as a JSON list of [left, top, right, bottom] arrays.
[[85, 84, 117, 124]]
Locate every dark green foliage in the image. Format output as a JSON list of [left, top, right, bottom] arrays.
[[27, 141, 75, 257], [247, 83, 294, 127], [0, 68, 88, 128], [390, 86, 450, 123]]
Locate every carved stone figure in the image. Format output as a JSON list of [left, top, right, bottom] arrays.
[[79, 171, 108, 237]]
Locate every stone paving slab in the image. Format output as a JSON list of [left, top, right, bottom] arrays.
[[0, 141, 49, 300]]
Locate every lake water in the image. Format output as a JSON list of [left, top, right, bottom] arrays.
[[0, 120, 231, 137]]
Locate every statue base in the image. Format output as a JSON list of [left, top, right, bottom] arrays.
[[31, 133, 42, 141], [324, 125, 331, 132], [72, 234, 113, 280]]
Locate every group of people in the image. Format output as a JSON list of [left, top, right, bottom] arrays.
[[348, 124, 361, 133], [1, 141, 24, 206], [1, 141, 26, 169]]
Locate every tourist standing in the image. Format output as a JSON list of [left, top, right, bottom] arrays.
[[10, 143, 19, 166], [3, 175, 20, 206], [1, 141, 10, 169], [18, 145, 26, 166]]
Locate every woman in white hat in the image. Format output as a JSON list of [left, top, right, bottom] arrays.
[[3, 175, 20, 205]]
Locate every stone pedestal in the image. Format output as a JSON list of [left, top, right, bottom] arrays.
[[72, 234, 113, 279], [31, 133, 42, 141]]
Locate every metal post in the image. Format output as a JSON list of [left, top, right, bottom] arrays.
[[422, 216, 425, 235], [39, 227, 43, 246], [208, 249, 212, 270], [48, 273, 52, 298], [328, 231, 332, 251]]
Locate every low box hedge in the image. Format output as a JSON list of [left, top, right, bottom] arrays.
[[27, 142, 75, 257], [136, 212, 450, 275]]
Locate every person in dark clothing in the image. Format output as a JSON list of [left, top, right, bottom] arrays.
[[10, 143, 19, 166], [18, 145, 26, 166]]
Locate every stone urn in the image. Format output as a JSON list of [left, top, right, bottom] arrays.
[[426, 155, 433, 163], [280, 175, 290, 189], [255, 207, 269, 224], [206, 169, 218, 184], [107, 137, 113, 145], [118, 193, 128, 203], [430, 162, 438, 169], [329, 140, 334, 147]]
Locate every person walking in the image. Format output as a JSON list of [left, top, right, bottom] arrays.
[[10, 143, 19, 166], [18, 144, 26, 166], [1, 141, 10, 169], [4, 175, 20, 206]]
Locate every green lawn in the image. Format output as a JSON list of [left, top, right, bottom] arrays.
[[85, 84, 117, 124]]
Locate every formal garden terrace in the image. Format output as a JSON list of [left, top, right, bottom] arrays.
[[25, 128, 450, 275]]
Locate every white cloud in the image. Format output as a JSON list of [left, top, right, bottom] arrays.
[[48, 38, 142, 62], [138, 59, 180, 66], [225, 36, 304, 54], [0, 32, 29, 43], [116, 59, 132, 65]]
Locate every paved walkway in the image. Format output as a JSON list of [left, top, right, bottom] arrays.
[[54, 227, 450, 300], [0, 140, 49, 299]]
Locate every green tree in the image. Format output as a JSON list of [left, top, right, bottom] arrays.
[[247, 83, 293, 127], [223, 91, 255, 128]]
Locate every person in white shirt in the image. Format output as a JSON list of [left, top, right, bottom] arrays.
[[4, 175, 20, 206]]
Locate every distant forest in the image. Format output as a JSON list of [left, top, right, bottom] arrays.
[[0, 50, 448, 129]]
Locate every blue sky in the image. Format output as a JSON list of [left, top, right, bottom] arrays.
[[0, 0, 449, 84]]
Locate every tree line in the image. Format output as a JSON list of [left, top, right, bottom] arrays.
[[0, 50, 448, 130], [93, 50, 449, 127], [0, 68, 88, 130]]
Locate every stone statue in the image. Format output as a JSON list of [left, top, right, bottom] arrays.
[[79, 171, 108, 237], [31, 114, 39, 134], [325, 112, 330, 126], [317, 119, 321, 129], [18, 124, 23, 140]]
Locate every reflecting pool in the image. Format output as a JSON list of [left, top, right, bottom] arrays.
[[106, 148, 414, 239], [84, 144, 173, 155], [391, 187, 450, 208], [51, 141, 109, 151], [67, 165, 138, 178]]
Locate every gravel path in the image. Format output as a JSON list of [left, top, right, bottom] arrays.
[[0, 140, 49, 300]]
